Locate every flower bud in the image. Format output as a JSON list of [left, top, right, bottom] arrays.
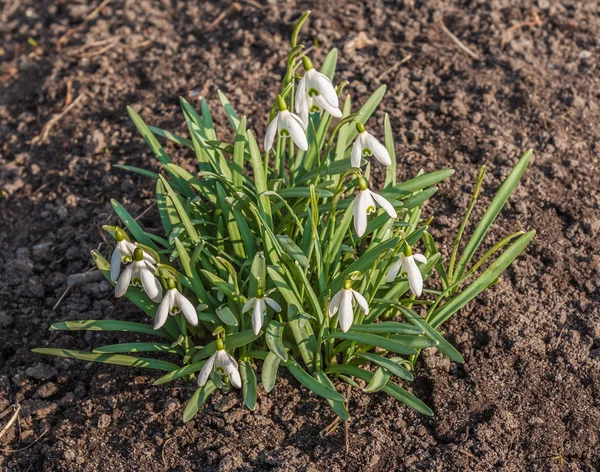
[[358, 177, 368, 191], [276, 95, 287, 112], [167, 278, 176, 290], [301, 56, 314, 71], [133, 248, 144, 262]]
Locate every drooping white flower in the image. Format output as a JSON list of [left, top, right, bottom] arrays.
[[110, 229, 136, 282], [197, 339, 241, 388], [154, 278, 199, 330], [353, 177, 397, 237], [115, 248, 163, 302], [351, 122, 392, 168], [385, 247, 428, 297], [109, 228, 156, 282], [264, 96, 308, 152], [295, 56, 342, 127], [243, 294, 282, 335], [329, 280, 369, 333]]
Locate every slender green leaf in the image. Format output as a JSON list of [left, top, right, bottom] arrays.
[[324, 331, 418, 356], [93, 342, 180, 354], [32, 348, 179, 372], [183, 381, 217, 422], [454, 150, 531, 279], [356, 353, 413, 381], [241, 360, 257, 411], [265, 320, 288, 361], [261, 351, 281, 393]]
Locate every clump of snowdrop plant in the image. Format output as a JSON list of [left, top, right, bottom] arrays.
[[35, 12, 535, 423]]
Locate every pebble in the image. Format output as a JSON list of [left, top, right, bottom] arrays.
[[26, 362, 58, 380]]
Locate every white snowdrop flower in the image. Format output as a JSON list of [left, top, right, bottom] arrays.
[[329, 280, 369, 333], [154, 279, 199, 330], [385, 246, 428, 297], [353, 177, 397, 237], [197, 338, 242, 389], [295, 56, 342, 127], [115, 248, 163, 302], [109, 228, 136, 282], [264, 96, 308, 152], [351, 122, 392, 168], [242, 291, 282, 335]]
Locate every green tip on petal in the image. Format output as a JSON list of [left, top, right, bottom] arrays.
[[167, 278, 176, 290], [276, 95, 287, 112], [216, 338, 225, 351], [133, 248, 144, 262], [302, 55, 314, 71], [356, 121, 366, 134], [115, 228, 126, 242]]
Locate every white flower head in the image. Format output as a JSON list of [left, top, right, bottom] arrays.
[[109, 228, 136, 282], [242, 291, 282, 335], [329, 280, 369, 333], [295, 56, 342, 127], [351, 122, 392, 168], [353, 177, 397, 237], [197, 338, 241, 389], [264, 96, 308, 152], [385, 246, 428, 297], [154, 278, 199, 330], [115, 247, 162, 303]]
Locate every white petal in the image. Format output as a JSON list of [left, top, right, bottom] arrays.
[[141, 267, 163, 302], [242, 298, 256, 313], [385, 259, 403, 283], [110, 248, 122, 282], [115, 264, 133, 298], [351, 137, 363, 167], [118, 240, 136, 258], [366, 134, 392, 166], [338, 290, 354, 332], [413, 253, 427, 264], [223, 353, 242, 388], [294, 76, 309, 127], [315, 71, 339, 107], [176, 291, 198, 326], [265, 297, 281, 312], [315, 95, 342, 118], [252, 298, 266, 335], [197, 353, 216, 387], [351, 290, 370, 315], [329, 289, 343, 317], [264, 114, 279, 151], [370, 191, 397, 219], [406, 256, 423, 297], [153, 293, 171, 330], [286, 113, 309, 150], [353, 191, 369, 237]]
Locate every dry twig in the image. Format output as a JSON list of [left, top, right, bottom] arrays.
[[377, 54, 412, 81], [0, 404, 21, 441], [0, 428, 49, 454], [33, 93, 87, 145], [57, 0, 114, 52], [206, 3, 242, 32], [439, 20, 480, 60], [501, 12, 543, 49]]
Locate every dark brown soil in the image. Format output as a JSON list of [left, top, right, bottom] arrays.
[[1, 0, 599, 471]]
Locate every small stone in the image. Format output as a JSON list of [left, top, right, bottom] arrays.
[[0, 311, 14, 328], [84, 129, 107, 154], [22, 399, 58, 419], [97, 413, 112, 428], [26, 363, 58, 380], [35, 382, 59, 399]]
